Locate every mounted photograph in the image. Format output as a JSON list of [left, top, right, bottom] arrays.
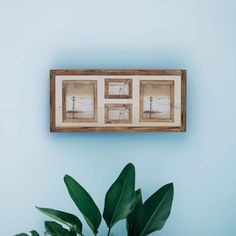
[[105, 79, 132, 99], [62, 80, 97, 122], [140, 80, 175, 122], [105, 104, 132, 124]]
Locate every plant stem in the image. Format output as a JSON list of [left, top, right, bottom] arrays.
[[107, 228, 111, 236]]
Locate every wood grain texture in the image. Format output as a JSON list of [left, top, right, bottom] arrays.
[[50, 69, 183, 76], [105, 78, 132, 99], [105, 104, 132, 124], [181, 70, 187, 132], [50, 72, 56, 132], [50, 69, 187, 132], [50, 126, 183, 132]]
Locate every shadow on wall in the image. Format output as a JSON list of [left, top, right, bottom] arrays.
[[46, 47, 196, 143]]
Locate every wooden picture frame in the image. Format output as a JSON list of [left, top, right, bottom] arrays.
[[140, 80, 175, 122], [105, 79, 132, 99], [50, 70, 186, 132], [62, 80, 97, 123], [105, 104, 132, 124]]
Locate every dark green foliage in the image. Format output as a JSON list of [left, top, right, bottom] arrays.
[[36, 207, 83, 235], [14, 230, 40, 236], [45, 221, 72, 236], [131, 183, 174, 236], [14, 234, 29, 236], [64, 175, 101, 235], [30, 231, 40, 236], [16, 163, 174, 236], [126, 189, 143, 236], [103, 163, 135, 229]]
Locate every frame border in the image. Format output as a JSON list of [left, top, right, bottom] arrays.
[[105, 79, 132, 99], [139, 80, 175, 122], [105, 104, 132, 124], [50, 69, 187, 132], [62, 80, 97, 123]]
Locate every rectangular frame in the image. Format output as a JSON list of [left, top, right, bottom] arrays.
[[62, 80, 97, 123], [140, 80, 175, 122], [105, 104, 132, 124], [105, 79, 132, 99], [50, 70, 186, 132]]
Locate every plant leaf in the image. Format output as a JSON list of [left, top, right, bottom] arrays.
[[132, 183, 174, 236], [13, 234, 29, 236], [30, 230, 40, 236], [126, 189, 142, 236], [14, 231, 39, 236], [45, 221, 72, 236], [103, 163, 135, 229], [64, 175, 101, 234], [69, 229, 77, 236], [36, 207, 82, 235]]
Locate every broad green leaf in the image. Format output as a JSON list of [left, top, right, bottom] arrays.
[[13, 234, 29, 236], [45, 221, 72, 236], [36, 207, 82, 235], [64, 175, 101, 234], [30, 230, 40, 236], [103, 163, 135, 229], [14, 231, 39, 236], [69, 229, 77, 236], [132, 183, 174, 236], [126, 189, 142, 236]]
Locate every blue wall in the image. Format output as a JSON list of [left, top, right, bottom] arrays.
[[1, 0, 236, 235]]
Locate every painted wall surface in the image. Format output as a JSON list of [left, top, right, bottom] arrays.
[[0, 0, 236, 235]]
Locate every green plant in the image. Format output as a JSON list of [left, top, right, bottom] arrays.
[[16, 163, 174, 236], [14, 230, 40, 236]]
